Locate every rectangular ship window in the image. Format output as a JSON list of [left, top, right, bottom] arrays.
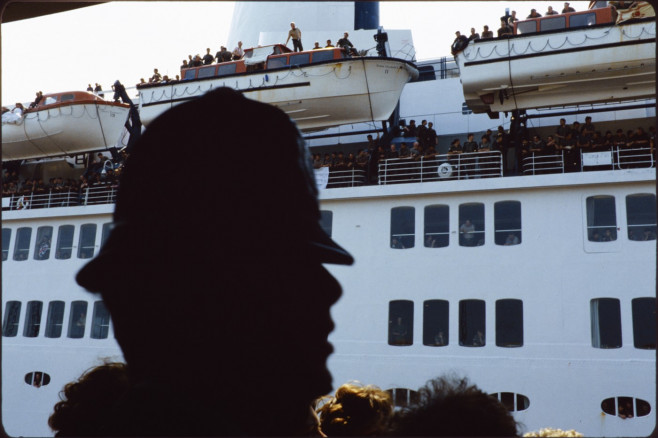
[[68, 301, 88, 339], [424, 205, 449, 248], [591, 298, 622, 348], [391, 207, 415, 249], [23, 301, 43, 337], [496, 299, 523, 347], [78, 224, 97, 259], [632, 297, 656, 349], [494, 201, 521, 246], [34, 226, 53, 260], [45, 301, 65, 338], [459, 203, 484, 247], [459, 299, 485, 346], [2, 301, 22, 337], [56, 225, 75, 259], [586, 196, 617, 242], [320, 210, 333, 237], [626, 194, 656, 241], [13, 227, 32, 261], [389, 300, 413, 346], [2, 228, 11, 261], [91, 301, 111, 339], [423, 300, 449, 346]]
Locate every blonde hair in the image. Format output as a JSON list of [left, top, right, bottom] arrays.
[[315, 381, 393, 436], [524, 427, 584, 437]]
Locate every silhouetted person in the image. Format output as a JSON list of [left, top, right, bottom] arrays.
[[389, 375, 518, 436], [48, 362, 130, 437], [316, 382, 393, 436], [76, 87, 354, 435]]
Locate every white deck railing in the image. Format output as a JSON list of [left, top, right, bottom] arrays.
[[378, 151, 503, 185], [2, 185, 118, 211]]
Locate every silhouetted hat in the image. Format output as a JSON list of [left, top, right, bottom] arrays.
[[77, 88, 353, 292]]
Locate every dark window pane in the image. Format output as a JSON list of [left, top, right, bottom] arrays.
[[516, 21, 537, 34], [60, 94, 75, 102], [637, 399, 651, 417], [591, 298, 622, 348], [91, 301, 111, 339], [56, 225, 74, 259], [23, 301, 43, 337], [13, 227, 32, 261], [34, 226, 53, 260], [311, 50, 335, 63], [217, 63, 237, 76], [626, 194, 656, 241], [540, 16, 566, 31], [586, 196, 617, 242], [45, 301, 65, 338], [101, 223, 115, 248], [389, 300, 413, 346], [494, 201, 521, 245], [2, 301, 22, 337], [290, 53, 310, 65], [267, 57, 287, 69], [68, 301, 88, 339], [501, 392, 514, 411], [320, 210, 333, 237], [197, 66, 216, 78], [424, 205, 449, 248], [459, 203, 484, 247], [78, 223, 97, 259], [2, 228, 11, 261], [618, 397, 634, 418], [391, 207, 415, 249], [496, 299, 523, 347], [423, 300, 449, 346], [183, 68, 196, 80], [569, 12, 596, 27], [459, 300, 485, 346], [632, 298, 656, 349], [601, 397, 616, 415]]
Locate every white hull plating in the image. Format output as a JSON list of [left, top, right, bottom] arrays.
[[455, 21, 656, 114], [138, 58, 418, 131], [2, 103, 130, 161]]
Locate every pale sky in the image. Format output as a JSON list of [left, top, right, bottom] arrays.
[[1, 1, 590, 106]]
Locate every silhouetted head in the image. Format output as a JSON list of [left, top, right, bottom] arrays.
[[316, 382, 394, 436], [76, 87, 352, 435], [389, 375, 518, 436]]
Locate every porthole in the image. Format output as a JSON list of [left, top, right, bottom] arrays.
[[386, 388, 420, 408], [601, 397, 652, 418], [490, 392, 530, 411], [24, 371, 51, 388]]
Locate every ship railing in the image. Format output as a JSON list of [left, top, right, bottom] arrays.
[[378, 151, 503, 185], [325, 168, 367, 188], [2, 185, 118, 211], [522, 153, 565, 175], [521, 146, 654, 175], [613, 146, 655, 170]]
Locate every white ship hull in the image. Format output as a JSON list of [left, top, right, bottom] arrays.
[[455, 20, 656, 114], [2, 102, 130, 161], [138, 58, 418, 132]]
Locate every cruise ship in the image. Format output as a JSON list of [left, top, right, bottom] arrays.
[[2, 2, 655, 436]]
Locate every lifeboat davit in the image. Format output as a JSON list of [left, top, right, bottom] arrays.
[[2, 91, 130, 162]]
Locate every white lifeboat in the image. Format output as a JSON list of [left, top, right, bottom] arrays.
[[2, 91, 130, 161]]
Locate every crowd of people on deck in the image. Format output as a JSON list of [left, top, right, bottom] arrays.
[[452, 2, 584, 52], [137, 22, 360, 87], [1, 149, 129, 208]]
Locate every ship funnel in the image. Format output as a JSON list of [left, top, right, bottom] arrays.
[[354, 1, 379, 30]]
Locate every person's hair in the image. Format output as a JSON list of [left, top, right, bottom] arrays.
[[315, 382, 393, 436], [389, 375, 519, 436], [48, 362, 130, 436], [523, 427, 583, 437]]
